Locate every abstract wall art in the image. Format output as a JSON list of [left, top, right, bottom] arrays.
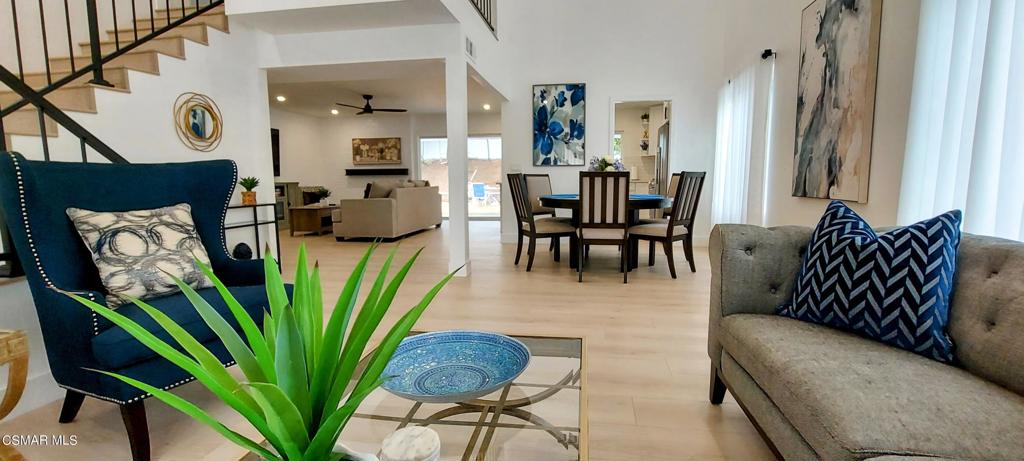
[[533, 83, 586, 166], [792, 0, 881, 203]]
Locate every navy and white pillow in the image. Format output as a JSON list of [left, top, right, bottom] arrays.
[[777, 201, 962, 362]]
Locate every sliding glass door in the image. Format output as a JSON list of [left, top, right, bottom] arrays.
[[419, 136, 502, 219]]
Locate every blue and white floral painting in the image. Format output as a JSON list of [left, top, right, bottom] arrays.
[[533, 83, 585, 166]]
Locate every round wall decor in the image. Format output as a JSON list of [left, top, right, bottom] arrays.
[[173, 92, 223, 152]]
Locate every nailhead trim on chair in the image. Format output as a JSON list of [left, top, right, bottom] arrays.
[[220, 161, 241, 261], [9, 154, 241, 404]]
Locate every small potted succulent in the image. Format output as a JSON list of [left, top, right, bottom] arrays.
[[239, 177, 260, 205]]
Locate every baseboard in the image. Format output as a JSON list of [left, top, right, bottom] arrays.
[[1, 370, 62, 419]]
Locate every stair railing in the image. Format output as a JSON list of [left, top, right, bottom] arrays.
[[468, 0, 496, 33], [0, 0, 224, 277]]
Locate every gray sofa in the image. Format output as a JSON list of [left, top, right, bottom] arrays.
[[708, 224, 1024, 461]]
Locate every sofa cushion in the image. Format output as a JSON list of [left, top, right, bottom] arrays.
[[719, 314, 1024, 461], [778, 201, 962, 362], [92, 284, 277, 369], [368, 180, 405, 198]]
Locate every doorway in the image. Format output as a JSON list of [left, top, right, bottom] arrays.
[[610, 100, 672, 197], [419, 135, 502, 219]]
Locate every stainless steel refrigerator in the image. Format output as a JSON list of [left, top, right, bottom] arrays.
[[654, 121, 670, 195]]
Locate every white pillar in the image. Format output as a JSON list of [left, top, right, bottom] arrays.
[[445, 56, 470, 276]]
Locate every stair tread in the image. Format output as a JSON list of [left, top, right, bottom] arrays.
[[49, 48, 161, 62], [108, 21, 206, 34], [82, 35, 189, 47]]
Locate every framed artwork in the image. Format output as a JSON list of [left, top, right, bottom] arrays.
[[352, 137, 402, 165], [533, 83, 585, 166], [792, 0, 881, 203]]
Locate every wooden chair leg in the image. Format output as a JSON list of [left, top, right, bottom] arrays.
[[663, 240, 677, 279], [622, 240, 629, 284], [526, 237, 537, 272], [514, 233, 524, 265], [578, 238, 585, 282], [648, 240, 656, 266], [549, 238, 555, 252], [120, 401, 150, 461], [684, 235, 696, 272], [585, 244, 590, 260], [58, 390, 85, 423], [710, 365, 727, 405], [553, 237, 561, 262]]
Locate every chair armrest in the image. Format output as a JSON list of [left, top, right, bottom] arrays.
[[211, 257, 266, 287], [707, 224, 811, 368]]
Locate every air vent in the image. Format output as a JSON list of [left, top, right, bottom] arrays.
[[465, 37, 477, 60]]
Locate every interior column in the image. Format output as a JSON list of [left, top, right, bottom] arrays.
[[445, 56, 470, 276]]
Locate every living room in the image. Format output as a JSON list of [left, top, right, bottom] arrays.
[[0, 0, 1021, 460]]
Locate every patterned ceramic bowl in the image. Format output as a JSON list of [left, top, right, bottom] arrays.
[[382, 331, 532, 403]]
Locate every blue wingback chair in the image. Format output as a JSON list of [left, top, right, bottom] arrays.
[[0, 152, 286, 461]]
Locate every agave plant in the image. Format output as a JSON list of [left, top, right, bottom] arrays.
[[66, 243, 456, 460]]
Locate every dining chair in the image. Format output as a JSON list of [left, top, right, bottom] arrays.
[[629, 171, 706, 277], [661, 172, 681, 218], [524, 174, 557, 252], [577, 171, 632, 283], [508, 173, 575, 271]]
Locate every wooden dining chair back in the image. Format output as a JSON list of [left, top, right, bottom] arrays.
[[524, 174, 556, 216], [507, 173, 533, 229], [661, 172, 681, 218], [508, 173, 574, 271], [669, 171, 706, 232], [578, 171, 632, 283]]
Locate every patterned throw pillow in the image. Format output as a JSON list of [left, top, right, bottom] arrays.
[[66, 203, 214, 307], [777, 201, 963, 362]]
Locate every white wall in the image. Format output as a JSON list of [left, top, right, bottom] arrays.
[[496, 0, 727, 244], [5, 21, 278, 416], [269, 109, 502, 198], [721, 0, 921, 227]]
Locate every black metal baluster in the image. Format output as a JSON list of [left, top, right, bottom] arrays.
[[149, 0, 155, 33], [10, 0, 24, 80], [112, 0, 119, 50], [37, 0, 52, 85], [62, 0, 75, 74], [165, 0, 171, 26], [130, 0, 138, 41], [37, 108, 49, 161], [0, 115, 7, 152], [80, 138, 87, 162], [180, 0, 186, 20], [85, 0, 112, 87]]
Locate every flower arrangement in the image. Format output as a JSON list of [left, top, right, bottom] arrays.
[[588, 155, 625, 172], [308, 187, 332, 203]]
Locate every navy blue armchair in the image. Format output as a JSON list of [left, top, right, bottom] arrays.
[[0, 152, 284, 461]]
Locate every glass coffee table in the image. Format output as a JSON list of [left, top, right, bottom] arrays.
[[346, 333, 587, 460], [241, 333, 587, 461]]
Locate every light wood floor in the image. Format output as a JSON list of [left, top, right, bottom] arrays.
[[0, 221, 773, 460]]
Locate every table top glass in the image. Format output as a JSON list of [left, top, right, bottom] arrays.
[[243, 333, 587, 461]]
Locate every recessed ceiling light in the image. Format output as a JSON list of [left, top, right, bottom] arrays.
[[275, 95, 287, 102], [331, 109, 339, 115], [482, 103, 491, 111]]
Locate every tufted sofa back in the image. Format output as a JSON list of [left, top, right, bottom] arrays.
[[709, 224, 1024, 397]]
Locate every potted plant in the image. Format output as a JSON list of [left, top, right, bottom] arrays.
[[66, 244, 458, 461], [310, 186, 332, 205], [239, 177, 260, 205]]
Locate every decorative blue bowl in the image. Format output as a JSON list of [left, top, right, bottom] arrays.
[[382, 331, 531, 403]]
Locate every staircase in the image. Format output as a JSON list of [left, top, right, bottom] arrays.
[[1, 3, 229, 150], [0, 0, 228, 277]]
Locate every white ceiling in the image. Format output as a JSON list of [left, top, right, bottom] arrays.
[[267, 59, 503, 117], [232, 0, 456, 35]]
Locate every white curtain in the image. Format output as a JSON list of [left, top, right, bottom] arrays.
[[899, 0, 1024, 241], [712, 57, 776, 225]]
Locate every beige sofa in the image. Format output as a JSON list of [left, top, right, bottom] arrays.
[[332, 180, 442, 240], [708, 224, 1024, 461]]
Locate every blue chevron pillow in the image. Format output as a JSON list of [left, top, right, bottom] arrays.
[[777, 201, 963, 362]]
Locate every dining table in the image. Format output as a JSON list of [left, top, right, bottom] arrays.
[[539, 193, 672, 270]]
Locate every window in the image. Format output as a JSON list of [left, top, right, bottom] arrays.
[[612, 132, 623, 160], [419, 135, 503, 219]]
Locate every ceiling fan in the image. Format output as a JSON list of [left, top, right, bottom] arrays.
[[335, 94, 408, 115]]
